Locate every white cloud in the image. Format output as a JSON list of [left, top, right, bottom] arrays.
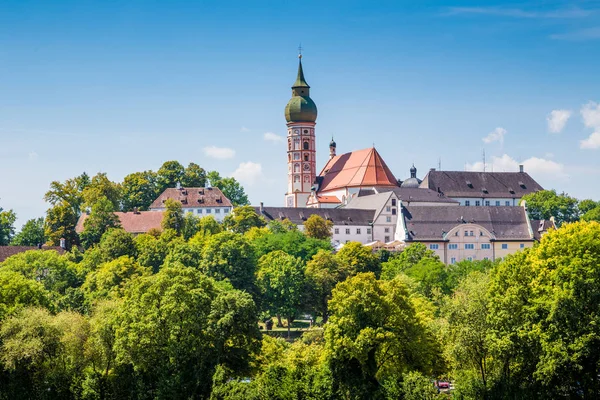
[[482, 127, 507, 145], [466, 153, 566, 178], [264, 132, 284, 143], [28, 151, 38, 160], [232, 162, 263, 185], [547, 109, 571, 133], [581, 132, 600, 149], [240, 126, 250, 132], [580, 101, 600, 149], [581, 101, 600, 128], [203, 146, 236, 159]]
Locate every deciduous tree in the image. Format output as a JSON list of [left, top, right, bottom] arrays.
[[325, 273, 439, 398], [161, 198, 185, 234], [223, 205, 266, 234], [521, 189, 579, 226], [201, 231, 256, 294], [256, 251, 305, 337], [80, 197, 121, 249], [0, 206, 16, 245], [121, 170, 159, 211], [181, 162, 206, 187], [10, 217, 45, 246], [336, 241, 381, 276], [304, 249, 350, 323], [303, 214, 333, 240]]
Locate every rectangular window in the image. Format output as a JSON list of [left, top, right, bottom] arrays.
[[450, 257, 457, 264], [481, 243, 491, 249], [367, 228, 371, 234], [384, 228, 390, 233], [467, 257, 473, 261], [485, 201, 490, 206], [449, 244, 458, 250], [391, 199, 397, 206], [475, 201, 481, 206], [429, 244, 439, 250], [345, 228, 350, 235], [197, 209, 202, 214], [392, 208, 396, 215], [484, 257, 489, 260], [505, 201, 510, 206], [470, 231, 474, 236], [520, 243, 525, 248], [385, 236, 390, 242], [386, 206, 391, 212], [206, 209, 211, 214], [224, 208, 229, 213], [464, 230, 468, 236], [495, 201, 500, 206], [386, 216, 391, 222], [187, 210, 193, 213], [334, 228, 339, 234], [465, 244, 474, 250], [465, 201, 470, 206], [501, 243, 508, 249], [356, 228, 361, 234], [215, 209, 221, 214]]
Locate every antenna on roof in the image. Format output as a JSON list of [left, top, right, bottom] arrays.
[[483, 149, 486, 172], [438, 157, 441, 171]]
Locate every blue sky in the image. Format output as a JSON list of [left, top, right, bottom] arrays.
[[2, 0, 600, 228]]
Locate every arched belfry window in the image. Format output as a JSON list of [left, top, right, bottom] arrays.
[[304, 154, 309, 161], [294, 163, 300, 173], [303, 141, 309, 150]]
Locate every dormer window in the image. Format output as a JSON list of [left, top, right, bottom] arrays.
[[508, 188, 515, 194], [518, 181, 526, 188], [466, 180, 473, 188], [481, 187, 488, 193]]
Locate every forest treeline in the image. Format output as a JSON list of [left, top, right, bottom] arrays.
[[0, 161, 250, 249], [1, 205, 600, 399]]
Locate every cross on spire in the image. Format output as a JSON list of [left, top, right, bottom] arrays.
[[298, 44, 303, 58]]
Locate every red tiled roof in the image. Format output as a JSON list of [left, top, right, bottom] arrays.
[[149, 187, 232, 209], [76, 211, 164, 234], [0, 246, 66, 263], [317, 148, 399, 193], [316, 196, 341, 203]]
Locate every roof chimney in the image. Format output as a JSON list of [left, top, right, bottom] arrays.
[[176, 182, 181, 189], [519, 164, 524, 173], [259, 202, 264, 214], [59, 238, 66, 250]]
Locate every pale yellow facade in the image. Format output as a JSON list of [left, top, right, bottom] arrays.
[[414, 223, 534, 264]]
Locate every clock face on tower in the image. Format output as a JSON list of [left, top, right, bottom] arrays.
[[303, 163, 310, 171]]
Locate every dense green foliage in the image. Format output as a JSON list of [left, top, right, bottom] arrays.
[[0, 206, 17, 246], [10, 217, 45, 246], [3, 176, 600, 400]]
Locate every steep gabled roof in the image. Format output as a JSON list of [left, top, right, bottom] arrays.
[[149, 187, 232, 209], [76, 211, 164, 234], [254, 207, 375, 226], [402, 206, 533, 241], [0, 246, 66, 263], [420, 170, 543, 198], [377, 187, 459, 204], [317, 147, 399, 193]]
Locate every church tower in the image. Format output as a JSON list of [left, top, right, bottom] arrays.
[[284, 54, 318, 207]]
